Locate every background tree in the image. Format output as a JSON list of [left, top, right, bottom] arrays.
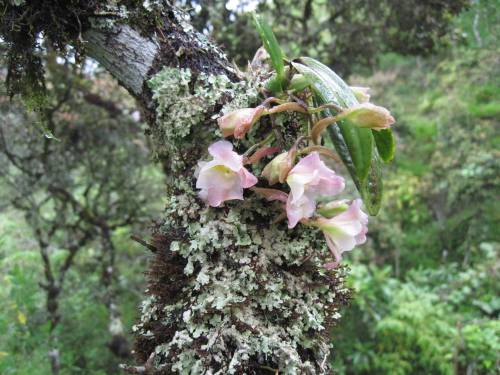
[[0, 51, 162, 374], [178, 0, 468, 75]]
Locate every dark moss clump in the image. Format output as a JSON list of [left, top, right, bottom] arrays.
[[133, 228, 189, 365], [0, 0, 98, 99], [0, 0, 164, 103]]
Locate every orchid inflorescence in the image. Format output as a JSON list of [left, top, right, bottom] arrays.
[[195, 87, 394, 268]]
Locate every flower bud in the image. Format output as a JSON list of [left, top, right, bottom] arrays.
[[262, 148, 296, 185], [317, 200, 349, 218], [217, 106, 266, 139], [350, 86, 371, 103], [262, 152, 287, 185], [337, 103, 395, 131]]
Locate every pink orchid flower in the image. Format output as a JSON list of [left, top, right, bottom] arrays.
[[196, 140, 258, 207], [286, 152, 345, 228], [312, 199, 368, 269]]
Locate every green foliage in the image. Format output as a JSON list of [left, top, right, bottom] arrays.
[[0, 210, 149, 374], [329, 2, 499, 373], [253, 14, 285, 90], [180, 0, 468, 76], [0, 53, 164, 373], [1, 1, 498, 374], [372, 129, 395, 162], [460, 320, 500, 373], [332, 246, 499, 374]]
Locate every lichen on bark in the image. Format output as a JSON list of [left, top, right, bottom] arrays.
[[147, 67, 258, 172], [132, 67, 351, 374]]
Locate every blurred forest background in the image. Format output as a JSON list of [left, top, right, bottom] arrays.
[[0, 0, 498, 374]]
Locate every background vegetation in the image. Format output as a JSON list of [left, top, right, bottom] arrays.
[[0, 0, 498, 374]]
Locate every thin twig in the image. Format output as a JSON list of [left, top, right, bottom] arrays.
[[130, 235, 157, 253]]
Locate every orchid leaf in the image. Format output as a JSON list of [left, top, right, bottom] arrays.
[[253, 14, 285, 88], [373, 128, 395, 162], [292, 57, 383, 215]]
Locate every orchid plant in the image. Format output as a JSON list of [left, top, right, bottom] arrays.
[[195, 15, 395, 268]]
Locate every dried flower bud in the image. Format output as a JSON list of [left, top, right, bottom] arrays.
[[217, 106, 266, 139]]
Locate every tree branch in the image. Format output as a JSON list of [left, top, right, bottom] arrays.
[[84, 24, 159, 97], [83, 6, 236, 109]]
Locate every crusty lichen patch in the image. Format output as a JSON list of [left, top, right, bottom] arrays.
[[135, 67, 351, 374], [148, 67, 258, 172]]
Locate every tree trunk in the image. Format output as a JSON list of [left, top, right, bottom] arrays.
[[85, 6, 349, 374], [100, 226, 132, 359]]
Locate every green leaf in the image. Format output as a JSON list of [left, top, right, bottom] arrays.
[[373, 129, 395, 162], [292, 57, 383, 215], [361, 153, 383, 215], [253, 14, 285, 85]]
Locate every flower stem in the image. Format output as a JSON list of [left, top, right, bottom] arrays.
[[243, 132, 275, 157]]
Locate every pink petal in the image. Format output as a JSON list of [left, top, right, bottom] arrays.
[[325, 236, 342, 266], [328, 228, 358, 252], [286, 193, 316, 229], [287, 172, 315, 204], [287, 152, 345, 200], [238, 167, 258, 188], [208, 140, 243, 171], [289, 152, 323, 176], [355, 225, 368, 245], [334, 199, 368, 224], [205, 184, 244, 207], [195, 160, 221, 190]]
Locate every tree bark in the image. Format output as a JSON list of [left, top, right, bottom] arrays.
[[83, 5, 349, 374], [84, 24, 159, 98], [84, 8, 235, 109]]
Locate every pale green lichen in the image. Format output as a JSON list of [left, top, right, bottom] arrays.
[[148, 67, 258, 172], [135, 67, 350, 374], [172, 8, 230, 65], [134, 176, 350, 374]]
